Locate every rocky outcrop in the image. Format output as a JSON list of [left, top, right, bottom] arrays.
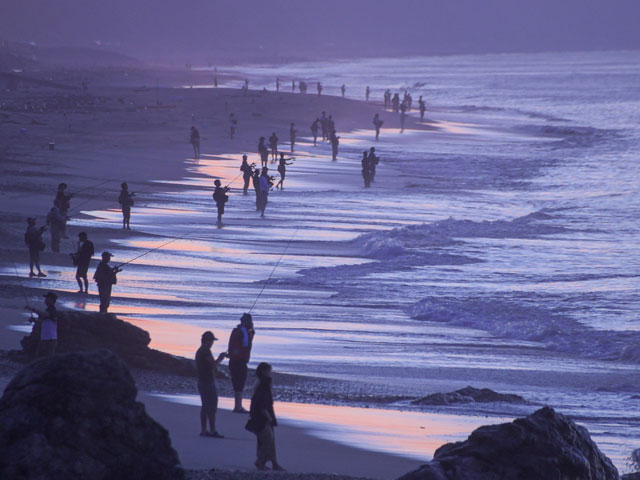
[[17, 311, 195, 376], [411, 386, 527, 406], [398, 406, 618, 480], [0, 349, 184, 480]]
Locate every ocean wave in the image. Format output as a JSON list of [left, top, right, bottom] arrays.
[[512, 124, 618, 147]]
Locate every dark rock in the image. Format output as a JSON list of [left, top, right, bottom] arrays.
[[622, 474, 640, 480], [0, 349, 184, 480], [17, 311, 196, 377], [398, 406, 618, 480], [411, 386, 527, 406]]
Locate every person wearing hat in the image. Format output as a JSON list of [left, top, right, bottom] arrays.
[[212, 179, 229, 225], [25, 217, 46, 278], [196, 331, 227, 438], [25, 291, 58, 357], [228, 313, 255, 413], [93, 252, 121, 313], [72, 232, 95, 293]]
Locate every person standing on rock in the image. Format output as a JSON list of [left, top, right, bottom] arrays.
[[196, 330, 227, 438], [249, 362, 285, 471], [93, 252, 121, 313], [25, 217, 46, 278], [25, 291, 58, 357], [72, 232, 94, 294], [228, 313, 255, 413]]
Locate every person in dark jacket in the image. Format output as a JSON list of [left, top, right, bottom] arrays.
[[196, 330, 227, 438], [25, 217, 46, 277], [72, 232, 94, 293], [212, 179, 229, 225], [228, 313, 255, 413], [93, 251, 121, 313], [249, 362, 285, 471]]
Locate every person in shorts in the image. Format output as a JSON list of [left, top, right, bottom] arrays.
[[196, 331, 227, 438], [228, 313, 255, 413]]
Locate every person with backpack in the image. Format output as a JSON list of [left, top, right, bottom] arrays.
[[25, 217, 46, 277], [240, 155, 254, 195], [212, 179, 230, 225], [228, 313, 255, 413], [72, 232, 94, 293], [118, 182, 135, 230]]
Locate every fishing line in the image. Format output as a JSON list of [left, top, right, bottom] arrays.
[[248, 226, 299, 314]]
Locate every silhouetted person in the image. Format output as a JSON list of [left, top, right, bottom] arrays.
[[190, 126, 200, 160], [93, 251, 121, 313], [228, 313, 255, 413], [196, 330, 227, 438], [366, 86, 370, 102], [400, 102, 407, 133], [361, 151, 372, 188], [317, 82, 322, 96], [213, 179, 230, 225], [72, 232, 94, 293], [244, 79, 249, 90], [269, 132, 279, 162], [419, 96, 426, 121], [310, 118, 320, 146], [252, 169, 261, 211], [25, 217, 46, 277], [241, 155, 253, 194], [259, 168, 272, 217], [25, 291, 58, 357], [258, 137, 269, 168], [291, 80, 295, 92], [329, 130, 340, 161], [392, 93, 400, 112], [341, 84, 346, 97], [118, 183, 135, 230], [275, 153, 294, 190], [289, 123, 296, 152], [369, 147, 379, 181], [46, 201, 65, 253], [276, 77, 280, 92], [229, 113, 238, 139], [55, 183, 72, 238], [373, 113, 384, 141], [249, 362, 285, 471], [384, 89, 391, 109]]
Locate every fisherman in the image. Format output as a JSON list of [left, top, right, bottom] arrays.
[[373, 113, 384, 141], [289, 123, 297, 152], [190, 126, 200, 160], [259, 168, 273, 218], [268, 132, 279, 162], [275, 153, 294, 190], [329, 130, 340, 161], [320, 112, 328, 141], [400, 101, 407, 133], [341, 84, 346, 97], [258, 137, 269, 168], [366, 86, 370, 102], [55, 183, 72, 238], [252, 169, 262, 211], [361, 151, 372, 188], [228, 313, 255, 413], [118, 182, 135, 230], [46, 200, 66, 253], [368, 147, 380, 181], [240, 155, 253, 194], [419, 96, 426, 121], [25, 291, 58, 357], [72, 232, 94, 294], [317, 82, 323, 96], [196, 331, 227, 438], [93, 251, 121, 313], [229, 113, 238, 139], [392, 93, 400, 112], [310, 118, 320, 146], [212, 179, 230, 225], [25, 217, 46, 277]]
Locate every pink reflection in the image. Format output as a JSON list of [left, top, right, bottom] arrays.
[[127, 239, 213, 253]]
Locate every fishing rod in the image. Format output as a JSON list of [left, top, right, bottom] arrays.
[[248, 226, 299, 314]]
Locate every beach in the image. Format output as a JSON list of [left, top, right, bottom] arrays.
[[2, 51, 640, 476]]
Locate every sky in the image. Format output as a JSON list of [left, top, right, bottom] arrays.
[[2, 0, 639, 63]]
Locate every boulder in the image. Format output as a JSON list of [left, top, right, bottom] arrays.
[[412, 386, 527, 406], [0, 349, 184, 480], [17, 311, 195, 376], [398, 406, 618, 480]]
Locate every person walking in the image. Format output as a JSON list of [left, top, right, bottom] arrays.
[[258, 137, 269, 168], [228, 313, 255, 413], [268, 132, 279, 163], [118, 182, 135, 230], [310, 118, 320, 146], [25, 291, 59, 357], [373, 113, 384, 141], [46, 201, 66, 253], [196, 331, 227, 438], [93, 252, 121, 313], [212, 179, 230, 225], [25, 217, 46, 277], [289, 123, 296, 152], [241, 155, 253, 195], [72, 232, 94, 293], [252, 169, 261, 211], [190, 126, 200, 160], [259, 168, 272, 217], [275, 153, 294, 190], [248, 362, 285, 471]]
